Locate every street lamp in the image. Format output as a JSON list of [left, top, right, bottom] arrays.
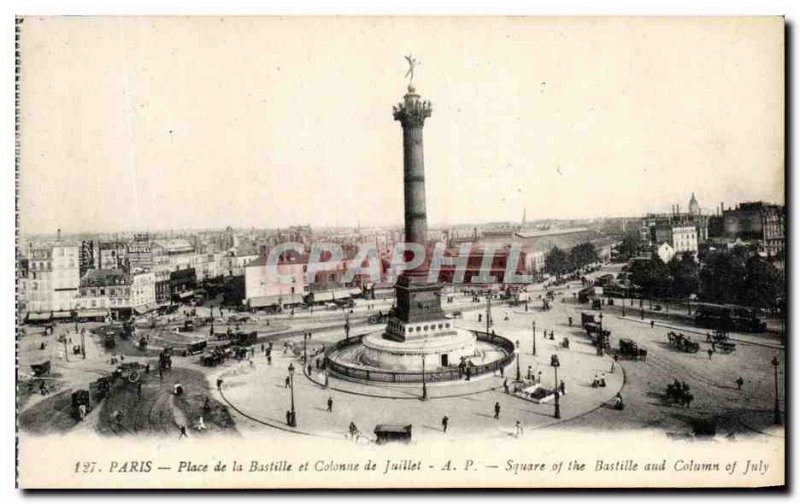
[[771, 356, 781, 426], [287, 363, 297, 427], [421, 355, 428, 401], [551, 354, 561, 419], [532, 320, 537, 356], [303, 332, 308, 363], [515, 346, 521, 382]]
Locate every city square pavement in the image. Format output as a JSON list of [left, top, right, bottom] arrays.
[[213, 286, 626, 442], [210, 270, 785, 442]]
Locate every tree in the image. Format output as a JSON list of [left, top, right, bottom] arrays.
[[629, 256, 670, 307], [616, 233, 642, 261], [569, 242, 599, 269], [740, 256, 784, 309], [544, 246, 572, 277], [698, 249, 746, 305], [667, 253, 699, 299]]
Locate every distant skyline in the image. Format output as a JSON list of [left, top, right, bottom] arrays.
[[19, 17, 784, 235]]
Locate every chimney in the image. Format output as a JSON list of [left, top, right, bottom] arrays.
[[57, 228, 61, 242]]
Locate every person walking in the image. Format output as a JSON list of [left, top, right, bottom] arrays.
[[327, 396, 333, 413], [494, 402, 501, 420], [285, 376, 290, 388], [515, 420, 523, 437], [179, 425, 188, 439], [707, 348, 713, 360], [736, 377, 744, 390], [650, 320, 655, 328], [441, 415, 449, 433], [503, 379, 509, 394], [216, 377, 223, 390], [526, 365, 532, 380]]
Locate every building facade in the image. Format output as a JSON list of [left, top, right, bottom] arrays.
[[25, 243, 80, 313]]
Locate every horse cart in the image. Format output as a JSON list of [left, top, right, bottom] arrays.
[[30, 360, 51, 377], [616, 338, 648, 361], [665, 381, 694, 407], [667, 331, 700, 353], [113, 362, 143, 383]]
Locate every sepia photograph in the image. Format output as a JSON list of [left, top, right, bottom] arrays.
[[14, 15, 785, 489]]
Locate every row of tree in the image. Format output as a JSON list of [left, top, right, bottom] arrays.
[[544, 242, 600, 277], [628, 247, 784, 309]]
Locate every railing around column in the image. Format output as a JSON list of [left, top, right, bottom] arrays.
[[322, 330, 515, 384]]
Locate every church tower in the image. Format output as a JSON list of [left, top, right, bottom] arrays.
[[689, 192, 700, 216]]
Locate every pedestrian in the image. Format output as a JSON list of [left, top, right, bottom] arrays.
[[307, 364, 312, 376], [494, 402, 501, 420], [327, 396, 333, 413], [196, 416, 206, 431], [736, 377, 744, 391], [442, 415, 449, 433], [179, 425, 188, 439], [560, 380, 566, 395], [267, 354, 272, 365], [650, 320, 655, 328], [503, 379, 509, 394], [537, 370, 542, 384], [515, 420, 523, 437], [568, 316, 573, 327], [216, 377, 223, 390], [285, 376, 290, 388], [500, 365, 504, 378], [526, 365, 532, 380], [137, 382, 143, 398], [707, 348, 713, 360], [324, 373, 329, 387], [610, 359, 615, 374], [159, 366, 163, 380]]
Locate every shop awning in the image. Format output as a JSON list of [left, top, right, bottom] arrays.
[[78, 309, 109, 318], [248, 295, 282, 309], [176, 290, 195, 299], [133, 303, 157, 315], [51, 311, 73, 320], [348, 288, 363, 297], [310, 292, 335, 303], [26, 312, 51, 322]]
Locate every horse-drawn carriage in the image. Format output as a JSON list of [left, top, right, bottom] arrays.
[[667, 332, 700, 353], [616, 338, 648, 361], [182, 339, 208, 357], [714, 341, 736, 354], [665, 381, 694, 407], [112, 362, 143, 383], [708, 329, 736, 354], [30, 360, 51, 377], [368, 311, 389, 324], [202, 346, 228, 367]]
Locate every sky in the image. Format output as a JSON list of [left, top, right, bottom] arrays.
[[18, 16, 784, 235]]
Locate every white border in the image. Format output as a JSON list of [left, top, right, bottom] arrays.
[[3, 1, 797, 502]]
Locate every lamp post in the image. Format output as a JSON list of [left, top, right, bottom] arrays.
[[287, 363, 297, 427], [421, 355, 428, 401], [303, 332, 308, 363], [532, 320, 537, 356], [771, 356, 781, 426], [622, 292, 626, 317], [515, 346, 521, 382], [486, 296, 492, 334], [345, 311, 350, 341], [551, 354, 561, 419]]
